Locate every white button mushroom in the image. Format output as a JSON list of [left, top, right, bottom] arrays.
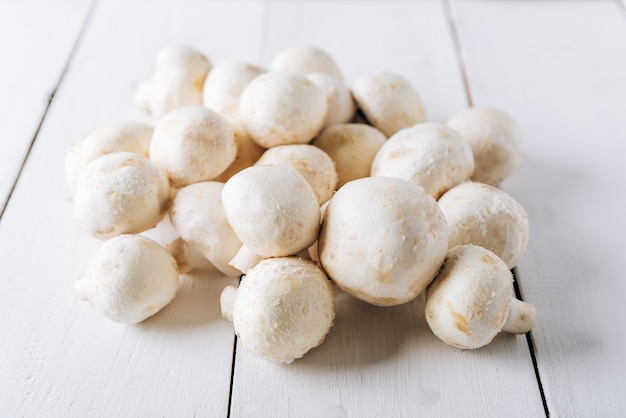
[[214, 124, 265, 183], [73, 152, 170, 240], [312, 123, 386, 188], [446, 107, 523, 186], [169, 181, 242, 276], [319, 177, 448, 306], [64, 121, 153, 191], [438, 182, 529, 269], [371, 122, 475, 199], [135, 45, 212, 119], [149, 106, 237, 188], [425, 244, 536, 349], [222, 165, 320, 258], [271, 45, 343, 81], [351, 72, 427, 137], [239, 72, 328, 148], [75, 235, 179, 324], [306, 72, 355, 127], [255, 144, 338, 205], [231, 257, 335, 363], [202, 60, 266, 121]]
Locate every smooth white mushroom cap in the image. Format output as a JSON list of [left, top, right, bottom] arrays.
[[65, 121, 153, 191], [371, 122, 474, 199], [271, 45, 343, 81], [351, 72, 427, 137], [73, 152, 169, 240], [313, 123, 386, 188], [319, 177, 448, 306], [438, 182, 529, 269], [150, 106, 236, 187], [75, 235, 178, 325], [306, 72, 355, 127], [222, 165, 320, 258], [233, 257, 335, 363], [169, 182, 242, 276], [446, 107, 523, 186], [255, 144, 338, 205], [425, 244, 513, 349], [202, 60, 266, 121], [142, 45, 212, 119], [239, 72, 328, 148]]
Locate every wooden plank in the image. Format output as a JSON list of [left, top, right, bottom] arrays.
[[230, 2, 545, 417], [0, 0, 92, 213], [452, 0, 626, 416], [0, 1, 265, 415]]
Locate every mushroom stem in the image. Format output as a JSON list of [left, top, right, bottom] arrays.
[[167, 238, 214, 274], [502, 297, 536, 334], [74, 277, 90, 301], [220, 285, 238, 322], [229, 245, 265, 274]]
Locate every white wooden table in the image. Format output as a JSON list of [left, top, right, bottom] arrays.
[[1, 0, 625, 416]]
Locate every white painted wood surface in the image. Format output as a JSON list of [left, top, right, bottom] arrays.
[[0, 0, 92, 212], [2, 0, 625, 416], [452, 0, 626, 416]]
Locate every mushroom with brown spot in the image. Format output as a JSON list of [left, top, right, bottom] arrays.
[[425, 244, 536, 349]]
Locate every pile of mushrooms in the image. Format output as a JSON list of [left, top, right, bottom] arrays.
[[66, 44, 535, 362]]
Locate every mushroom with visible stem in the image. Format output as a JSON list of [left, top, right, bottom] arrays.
[[271, 45, 343, 81], [75, 235, 179, 324], [371, 122, 474, 199], [224, 257, 335, 363], [134, 45, 212, 119], [312, 123, 386, 188], [425, 244, 536, 349], [64, 121, 153, 191], [255, 144, 338, 205], [167, 237, 214, 275], [169, 181, 242, 276], [446, 107, 523, 186], [73, 152, 169, 240], [239, 72, 328, 148], [351, 72, 427, 137], [438, 181, 529, 269], [222, 165, 320, 258], [149, 106, 237, 188], [319, 176, 448, 306]]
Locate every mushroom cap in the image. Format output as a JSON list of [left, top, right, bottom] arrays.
[[313, 123, 386, 188], [319, 177, 448, 306], [202, 60, 266, 122], [239, 72, 328, 148], [351, 72, 427, 137], [438, 182, 529, 269], [446, 107, 523, 186], [146, 45, 212, 119], [233, 257, 335, 363], [73, 152, 170, 240], [425, 244, 513, 349], [371, 122, 474, 199], [271, 45, 343, 81], [80, 234, 179, 324], [222, 165, 320, 258], [65, 121, 153, 191], [306, 72, 355, 127], [169, 182, 242, 276], [150, 106, 237, 187], [255, 144, 338, 205]]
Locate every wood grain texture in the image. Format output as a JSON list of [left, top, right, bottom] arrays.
[[452, 0, 626, 416], [230, 2, 545, 417], [0, 0, 92, 213], [0, 0, 265, 415]]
